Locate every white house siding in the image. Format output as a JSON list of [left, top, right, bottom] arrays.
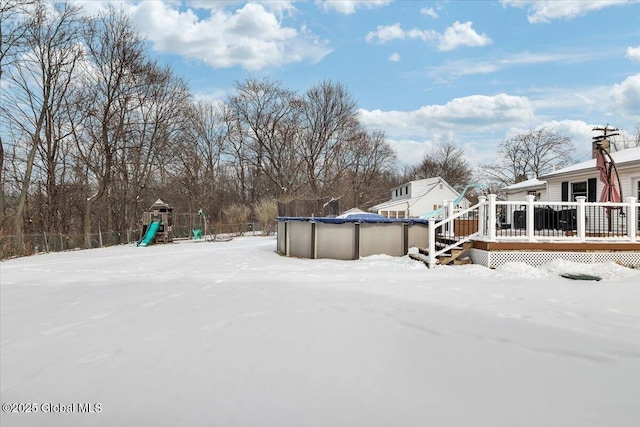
[[539, 148, 640, 234], [373, 177, 469, 218], [501, 178, 547, 202], [543, 164, 638, 203], [505, 187, 547, 202]]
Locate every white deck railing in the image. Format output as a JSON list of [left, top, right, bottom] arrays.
[[427, 194, 639, 268]]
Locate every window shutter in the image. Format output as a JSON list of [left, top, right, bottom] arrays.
[[561, 181, 569, 201], [587, 178, 597, 202]]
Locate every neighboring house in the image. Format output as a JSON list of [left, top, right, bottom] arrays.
[[538, 146, 640, 203], [370, 177, 469, 219], [538, 146, 640, 233], [501, 178, 547, 201]]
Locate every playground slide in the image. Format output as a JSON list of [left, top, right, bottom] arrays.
[[137, 220, 161, 247], [420, 183, 485, 220]]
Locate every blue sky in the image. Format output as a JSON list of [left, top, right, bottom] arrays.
[[76, 0, 640, 169]]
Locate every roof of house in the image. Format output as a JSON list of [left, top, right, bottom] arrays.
[[391, 176, 441, 189], [539, 146, 640, 179], [371, 176, 464, 211], [371, 195, 423, 211], [501, 178, 546, 192]]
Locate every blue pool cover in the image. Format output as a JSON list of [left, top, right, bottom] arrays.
[[277, 216, 430, 224]]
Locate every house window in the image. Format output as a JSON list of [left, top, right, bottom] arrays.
[[571, 182, 587, 200], [405, 186, 409, 195], [397, 211, 406, 219], [399, 187, 403, 196], [395, 189, 398, 197], [563, 179, 596, 202], [380, 211, 389, 218]]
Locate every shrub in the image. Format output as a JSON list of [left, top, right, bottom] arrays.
[[254, 199, 278, 236]]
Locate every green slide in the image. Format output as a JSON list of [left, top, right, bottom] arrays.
[[137, 220, 161, 247]]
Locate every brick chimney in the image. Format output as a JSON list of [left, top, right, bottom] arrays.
[[592, 138, 610, 158]]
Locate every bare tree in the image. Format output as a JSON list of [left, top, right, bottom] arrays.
[[226, 76, 304, 202], [174, 99, 242, 219], [409, 141, 473, 191], [0, 0, 36, 220], [343, 129, 397, 208], [116, 62, 190, 232], [610, 125, 640, 150], [299, 80, 360, 199], [74, 6, 147, 247], [1, 0, 83, 239], [481, 127, 573, 187]]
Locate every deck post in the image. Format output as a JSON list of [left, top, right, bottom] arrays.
[[626, 196, 637, 242], [447, 199, 455, 237], [428, 218, 436, 268], [442, 199, 449, 235], [525, 194, 535, 242], [576, 196, 586, 242], [487, 194, 497, 242], [478, 196, 486, 237]]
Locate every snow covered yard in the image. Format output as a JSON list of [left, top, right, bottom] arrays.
[[1, 236, 639, 427]]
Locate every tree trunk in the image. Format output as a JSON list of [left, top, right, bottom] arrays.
[[13, 137, 40, 239], [0, 137, 5, 219]]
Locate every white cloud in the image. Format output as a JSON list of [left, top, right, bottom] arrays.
[[386, 138, 433, 166], [501, 0, 637, 24], [186, 1, 297, 15], [359, 94, 535, 138], [388, 52, 400, 62], [420, 7, 438, 19], [610, 74, 640, 117], [626, 46, 640, 63], [366, 23, 406, 43], [428, 50, 598, 82], [438, 21, 492, 51], [365, 21, 490, 51], [365, 23, 438, 43], [122, 1, 331, 70], [317, 0, 392, 15]]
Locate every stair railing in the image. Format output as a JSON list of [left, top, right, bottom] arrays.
[[427, 199, 485, 268]]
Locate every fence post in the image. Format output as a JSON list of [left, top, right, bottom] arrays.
[[626, 196, 637, 242], [488, 194, 497, 242], [43, 232, 49, 253], [478, 196, 486, 237], [525, 194, 535, 242], [576, 196, 586, 241], [428, 218, 436, 268]]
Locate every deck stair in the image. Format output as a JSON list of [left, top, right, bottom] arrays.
[[409, 236, 474, 267]]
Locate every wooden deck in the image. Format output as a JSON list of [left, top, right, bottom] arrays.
[[467, 239, 640, 268], [472, 240, 640, 252]]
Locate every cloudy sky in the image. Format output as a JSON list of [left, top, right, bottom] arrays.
[[74, 0, 640, 168]]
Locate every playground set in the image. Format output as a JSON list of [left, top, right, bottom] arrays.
[[137, 199, 174, 247], [137, 200, 210, 247]]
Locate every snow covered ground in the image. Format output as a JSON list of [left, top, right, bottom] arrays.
[[1, 236, 639, 427]]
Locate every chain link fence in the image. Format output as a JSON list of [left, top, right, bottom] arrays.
[[1, 222, 271, 260], [0, 230, 142, 260]]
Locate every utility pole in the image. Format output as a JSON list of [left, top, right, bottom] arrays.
[[592, 124, 619, 156]]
